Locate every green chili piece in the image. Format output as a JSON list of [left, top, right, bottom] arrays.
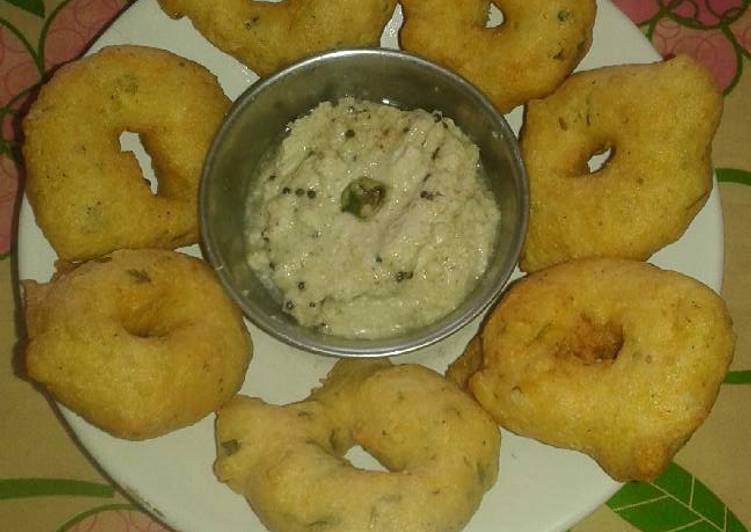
[[341, 176, 387, 219], [221, 439, 240, 455]]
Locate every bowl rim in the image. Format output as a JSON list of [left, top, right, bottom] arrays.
[[199, 47, 528, 357]]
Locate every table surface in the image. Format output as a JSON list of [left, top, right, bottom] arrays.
[[0, 1, 749, 531]]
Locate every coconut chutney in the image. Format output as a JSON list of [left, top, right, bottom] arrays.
[[245, 98, 500, 339]]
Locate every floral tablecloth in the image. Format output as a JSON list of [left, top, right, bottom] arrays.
[[0, 1, 749, 531]]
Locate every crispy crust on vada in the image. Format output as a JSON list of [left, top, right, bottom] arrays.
[[22, 45, 230, 262], [448, 259, 735, 481], [519, 55, 723, 272], [445, 334, 483, 391], [215, 359, 500, 531], [400, 0, 596, 113], [157, 0, 397, 77], [24, 249, 252, 440]]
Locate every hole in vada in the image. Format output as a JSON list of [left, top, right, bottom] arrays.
[[121, 302, 171, 339], [556, 315, 624, 365], [119, 131, 157, 194], [586, 146, 614, 174], [485, 2, 505, 28], [344, 445, 388, 472]]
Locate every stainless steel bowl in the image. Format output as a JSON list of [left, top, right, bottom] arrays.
[[200, 48, 527, 357]]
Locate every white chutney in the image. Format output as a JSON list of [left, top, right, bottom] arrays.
[[245, 98, 500, 339]]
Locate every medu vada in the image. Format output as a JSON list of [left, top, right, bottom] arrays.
[[519, 55, 723, 273], [23, 249, 252, 440], [448, 258, 735, 481], [399, 0, 596, 113], [22, 45, 230, 262], [157, 0, 398, 77], [215, 358, 500, 531]]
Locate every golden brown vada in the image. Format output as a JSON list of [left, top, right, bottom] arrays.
[[400, 0, 596, 113], [448, 258, 735, 481], [520, 55, 723, 273], [157, 0, 397, 77], [215, 358, 500, 531], [24, 249, 252, 440], [23, 45, 230, 262]]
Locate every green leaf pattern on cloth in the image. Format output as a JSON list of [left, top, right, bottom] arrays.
[[0, 477, 169, 531], [724, 370, 751, 384], [0, 478, 114, 499], [2, 0, 45, 17], [608, 462, 748, 532], [56, 503, 160, 532], [717, 168, 751, 186]]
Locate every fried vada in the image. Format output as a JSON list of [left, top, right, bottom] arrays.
[[448, 258, 735, 481], [22, 45, 230, 262], [23, 249, 252, 440], [400, 0, 596, 113], [215, 358, 500, 531], [520, 55, 723, 272], [157, 0, 397, 77]]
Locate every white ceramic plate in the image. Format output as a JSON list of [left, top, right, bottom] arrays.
[[18, 1, 724, 531]]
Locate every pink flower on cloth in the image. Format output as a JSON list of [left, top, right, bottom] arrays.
[[67, 507, 171, 532], [0, 154, 18, 256], [614, 0, 661, 23], [0, 0, 128, 256], [612, 0, 751, 93], [0, 25, 40, 135], [44, 0, 128, 70], [0, 24, 40, 257]]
